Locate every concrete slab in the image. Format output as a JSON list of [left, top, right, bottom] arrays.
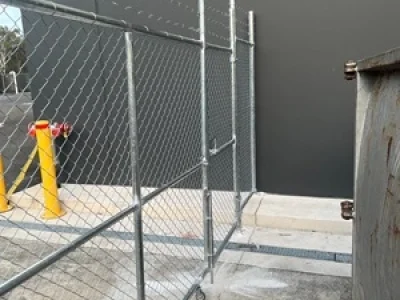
[[242, 193, 353, 235], [0, 237, 352, 300], [0, 210, 352, 278], [240, 252, 351, 278], [10, 184, 235, 224], [242, 194, 262, 226], [1, 207, 215, 239], [2, 187, 354, 298], [2, 208, 352, 255], [0, 237, 199, 300], [230, 226, 256, 244], [203, 264, 352, 300], [243, 227, 352, 254], [10, 185, 352, 235]]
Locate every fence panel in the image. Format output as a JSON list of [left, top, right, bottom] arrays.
[[0, 5, 137, 299], [132, 33, 205, 299], [0, 1, 256, 299], [133, 34, 202, 195]]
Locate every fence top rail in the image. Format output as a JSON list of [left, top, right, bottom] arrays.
[[5, 0, 202, 45]]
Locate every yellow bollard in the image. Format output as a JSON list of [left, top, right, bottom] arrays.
[[0, 153, 13, 213], [7, 145, 38, 198], [35, 120, 65, 219]]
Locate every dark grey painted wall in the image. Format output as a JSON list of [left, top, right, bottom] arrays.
[[23, 0, 400, 198], [236, 0, 400, 198]]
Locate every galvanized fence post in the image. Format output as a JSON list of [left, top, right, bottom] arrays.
[[249, 11, 257, 193], [230, 0, 241, 226], [198, 0, 214, 284], [124, 31, 146, 300]]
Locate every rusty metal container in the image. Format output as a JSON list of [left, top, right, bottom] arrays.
[[353, 49, 400, 300]]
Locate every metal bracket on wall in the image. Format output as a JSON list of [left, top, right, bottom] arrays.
[[344, 60, 357, 80], [340, 200, 354, 220]]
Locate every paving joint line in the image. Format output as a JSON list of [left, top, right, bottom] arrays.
[[0, 219, 352, 264]]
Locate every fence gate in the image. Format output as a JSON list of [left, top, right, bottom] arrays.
[[0, 0, 256, 299]]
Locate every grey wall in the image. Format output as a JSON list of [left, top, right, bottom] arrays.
[[236, 0, 400, 198], [23, 0, 400, 198]]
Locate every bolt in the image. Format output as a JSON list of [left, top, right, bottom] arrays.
[[344, 60, 357, 81]]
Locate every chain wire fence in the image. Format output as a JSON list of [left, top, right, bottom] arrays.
[[237, 41, 253, 203], [0, 0, 256, 299]]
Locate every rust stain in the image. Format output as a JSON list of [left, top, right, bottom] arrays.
[[387, 136, 393, 166], [388, 222, 400, 236], [371, 223, 379, 242], [181, 232, 198, 239], [387, 174, 395, 197], [372, 77, 384, 101], [364, 57, 390, 71], [394, 217, 400, 236], [391, 225, 400, 236], [395, 258, 400, 269]]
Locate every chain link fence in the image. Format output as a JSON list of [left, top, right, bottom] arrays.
[[0, 0, 256, 299], [237, 41, 253, 203]]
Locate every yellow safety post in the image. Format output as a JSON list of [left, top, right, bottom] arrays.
[[0, 153, 13, 212], [35, 120, 65, 219], [7, 145, 38, 198]]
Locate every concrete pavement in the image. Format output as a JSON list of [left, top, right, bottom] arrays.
[[1, 188, 353, 299], [203, 264, 351, 300], [242, 193, 352, 235], [0, 236, 351, 300]]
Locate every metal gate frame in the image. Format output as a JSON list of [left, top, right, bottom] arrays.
[[0, 0, 256, 299]]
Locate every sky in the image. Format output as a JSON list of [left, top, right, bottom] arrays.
[[0, 5, 23, 31]]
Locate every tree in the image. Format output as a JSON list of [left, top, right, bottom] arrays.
[[0, 26, 26, 74]]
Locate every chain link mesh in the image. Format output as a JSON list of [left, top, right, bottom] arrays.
[[206, 49, 235, 243], [2, 219, 137, 300], [133, 34, 202, 195], [0, 1, 255, 299], [142, 172, 204, 299], [133, 34, 205, 299], [237, 41, 252, 200], [0, 5, 136, 299]]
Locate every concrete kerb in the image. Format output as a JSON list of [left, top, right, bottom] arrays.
[[243, 193, 353, 235]]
